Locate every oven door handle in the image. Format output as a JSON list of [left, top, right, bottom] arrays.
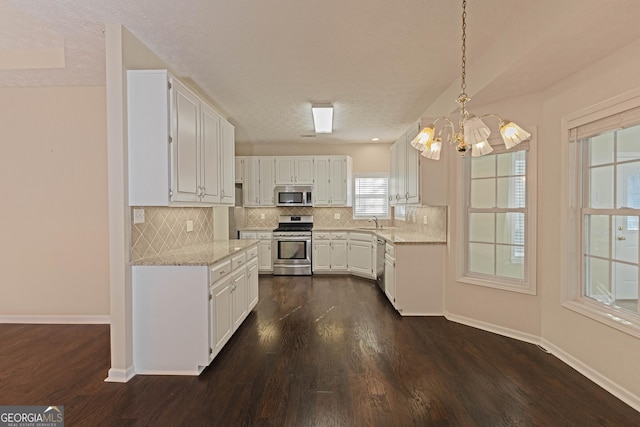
[[274, 236, 312, 241]]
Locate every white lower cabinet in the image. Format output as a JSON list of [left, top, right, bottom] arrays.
[[133, 243, 259, 375], [240, 231, 273, 273], [383, 242, 444, 316], [313, 232, 348, 272], [348, 232, 375, 279]]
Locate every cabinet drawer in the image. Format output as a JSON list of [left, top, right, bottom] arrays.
[[210, 260, 232, 284], [246, 246, 258, 260], [232, 252, 247, 270], [385, 243, 395, 258], [313, 232, 331, 240], [331, 232, 347, 240], [256, 232, 272, 240], [240, 231, 257, 239]]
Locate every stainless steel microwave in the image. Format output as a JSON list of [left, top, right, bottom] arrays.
[[275, 186, 313, 207]]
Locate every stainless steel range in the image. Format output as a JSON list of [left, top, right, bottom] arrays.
[[272, 215, 313, 276]]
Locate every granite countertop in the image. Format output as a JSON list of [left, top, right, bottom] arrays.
[[132, 240, 259, 267], [312, 227, 446, 245], [238, 227, 275, 232]]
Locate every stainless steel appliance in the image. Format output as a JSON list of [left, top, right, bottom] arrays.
[[376, 238, 386, 291], [228, 184, 245, 239], [275, 185, 313, 207], [272, 215, 313, 275]]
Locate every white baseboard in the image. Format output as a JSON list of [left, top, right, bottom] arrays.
[[444, 311, 639, 413], [104, 366, 136, 383], [0, 315, 110, 324], [540, 338, 640, 412], [444, 311, 541, 345]]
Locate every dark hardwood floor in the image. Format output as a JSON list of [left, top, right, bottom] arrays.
[[1, 275, 638, 426]]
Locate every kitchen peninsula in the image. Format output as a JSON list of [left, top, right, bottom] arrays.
[[131, 239, 259, 375]]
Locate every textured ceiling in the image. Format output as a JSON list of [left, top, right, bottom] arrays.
[[2, 0, 640, 145]]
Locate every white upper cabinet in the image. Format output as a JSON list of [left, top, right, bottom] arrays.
[[243, 157, 275, 206], [200, 102, 221, 204], [275, 157, 314, 185], [389, 121, 430, 206], [235, 157, 244, 183], [313, 156, 352, 206], [220, 119, 235, 205], [127, 70, 234, 206]]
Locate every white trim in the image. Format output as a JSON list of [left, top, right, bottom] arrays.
[[133, 367, 204, 376], [0, 315, 110, 324], [104, 366, 136, 383], [445, 311, 640, 412], [541, 338, 640, 412], [562, 300, 640, 339], [565, 86, 640, 130], [444, 311, 541, 345]]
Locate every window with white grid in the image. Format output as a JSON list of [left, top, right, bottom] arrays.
[[459, 132, 537, 295], [353, 174, 390, 219]]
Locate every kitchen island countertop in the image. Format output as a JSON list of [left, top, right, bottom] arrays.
[[132, 239, 259, 267]]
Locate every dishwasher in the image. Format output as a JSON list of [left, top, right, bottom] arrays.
[[376, 238, 386, 292]]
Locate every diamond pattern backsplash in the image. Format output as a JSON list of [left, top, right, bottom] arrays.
[[244, 206, 446, 239], [245, 206, 395, 229], [131, 207, 214, 261], [397, 205, 448, 241]]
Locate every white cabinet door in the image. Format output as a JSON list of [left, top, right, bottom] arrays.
[[330, 240, 348, 271], [258, 240, 273, 272], [210, 274, 233, 359], [171, 79, 200, 203], [200, 103, 221, 204], [349, 240, 373, 277], [220, 119, 235, 205], [295, 157, 314, 184], [231, 269, 248, 331], [396, 134, 407, 204], [275, 157, 295, 185], [389, 143, 398, 206], [384, 253, 396, 306], [259, 158, 275, 206], [244, 157, 260, 206], [235, 157, 244, 183], [313, 240, 331, 272], [247, 258, 259, 311], [313, 157, 330, 206], [330, 157, 347, 205], [405, 124, 420, 204]]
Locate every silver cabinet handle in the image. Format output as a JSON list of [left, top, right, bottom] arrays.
[[618, 236, 627, 240]]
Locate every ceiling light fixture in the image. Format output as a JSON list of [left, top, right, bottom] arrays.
[[410, 0, 530, 160], [312, 104, 333, 134]]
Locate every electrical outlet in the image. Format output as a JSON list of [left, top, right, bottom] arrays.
[[186, 220, 194, 232], [423, 215, 429, 225], [334, 213, 341, 220], [133, 209, 145, 224], [260, 213, 265, 219]]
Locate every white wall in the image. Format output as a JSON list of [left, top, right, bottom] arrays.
[[0, 87, 109, 318], [444, 37, 640, 404]]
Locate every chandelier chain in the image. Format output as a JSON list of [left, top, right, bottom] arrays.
[[460, 0, 467, 95]]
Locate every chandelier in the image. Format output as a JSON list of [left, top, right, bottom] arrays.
[[410, 0, 531, 160]]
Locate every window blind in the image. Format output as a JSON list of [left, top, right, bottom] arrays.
[[353, 175, 389, 218], [569, 105, 640, 142]]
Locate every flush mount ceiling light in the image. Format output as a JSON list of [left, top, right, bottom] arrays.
[[311, 104, 333, 134], [410, 0, 530, 160]]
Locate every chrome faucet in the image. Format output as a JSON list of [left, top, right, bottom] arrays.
[[368, 216, 379, 229]]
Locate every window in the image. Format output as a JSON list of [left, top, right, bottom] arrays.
[[565, 89, 640, 338], [353, 174, 390, 219], [459, 130, 537, 294]]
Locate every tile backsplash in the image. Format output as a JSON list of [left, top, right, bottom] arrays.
[[396, 205, 448, 241], [245, 206, 394, 229], [243, 205, 447, 241], [130, 207, 213, 261]]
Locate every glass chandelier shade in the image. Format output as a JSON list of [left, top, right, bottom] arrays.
[[499, 120, 531, 149]]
